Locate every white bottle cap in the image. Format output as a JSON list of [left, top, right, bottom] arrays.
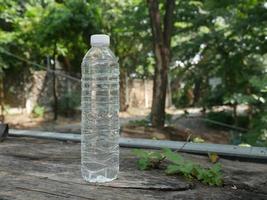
[[90, 34, 110, 46]]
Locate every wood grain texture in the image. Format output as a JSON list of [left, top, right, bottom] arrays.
[[0, 137, 267, 200]]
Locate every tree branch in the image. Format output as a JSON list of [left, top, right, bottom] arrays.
[[147, 0, 163, 45], [163, 0, 175, 48]]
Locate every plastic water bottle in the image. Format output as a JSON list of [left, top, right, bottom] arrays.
[[81, 34, 119, 182]]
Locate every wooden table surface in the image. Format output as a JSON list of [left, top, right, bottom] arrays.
[[0, 137, 266, 200]]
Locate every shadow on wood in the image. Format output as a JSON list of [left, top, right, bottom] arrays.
[[0, 124, 8, 142]]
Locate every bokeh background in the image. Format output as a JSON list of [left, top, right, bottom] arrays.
[[0, 0, 266, 147]]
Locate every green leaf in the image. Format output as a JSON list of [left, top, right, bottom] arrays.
[[163, 148, 183, 165], [137, 158, 150, 170], [165, 164, 180, 174], [133, 148, 224, 186], [132, 149, 149, 158], [180, 162, 194, 175], [133, 149, 164, 170], [210, 163, 222, 173]]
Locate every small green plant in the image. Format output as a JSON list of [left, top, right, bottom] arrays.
[[132, 149, 165, 170], [133, 148, 223, 186], [33, 105, 45, 118]]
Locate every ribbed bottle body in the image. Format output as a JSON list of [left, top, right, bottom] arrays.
[[81, 46, 119, 183]]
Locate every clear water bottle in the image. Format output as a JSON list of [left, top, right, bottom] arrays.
[[81, 34, 119, 182]]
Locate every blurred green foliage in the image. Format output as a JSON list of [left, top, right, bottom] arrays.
[[170, 0, 267, 146], [58, 91, 80, 116], [0, 0, 266, 146], [33, 105, 45, 118]]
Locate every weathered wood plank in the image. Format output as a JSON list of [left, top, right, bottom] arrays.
[[0, 137, 191, 191], [1, 170, 267, 200], [0, 171, 168, 200], [0, 137, 267, 200]]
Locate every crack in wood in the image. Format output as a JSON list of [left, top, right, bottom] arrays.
[[92, 184, 193, 191], [15, 187, 95, 200], [15, 187, 70, 198], [40, 175, 192, 192], [1, 153, 80, 162], [1, 152, 49, 161], [223, 181, 267, 195]]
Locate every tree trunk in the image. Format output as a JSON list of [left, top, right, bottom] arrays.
[[166, 75, 172, 108], [193, 78, 201, 105], [52, 43, 58, 121], [233, 104, 238, 126], [58, 55, 73, 117], [0, 76, 4, 122], [120, 67, 128, 111], [148, 0, 175, 127]]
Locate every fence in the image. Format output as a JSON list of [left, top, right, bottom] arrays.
[[1, 49, 172, 115]]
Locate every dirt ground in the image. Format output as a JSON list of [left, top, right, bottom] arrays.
[[4, 107, 231, 144], [4, 107, 150, 133]]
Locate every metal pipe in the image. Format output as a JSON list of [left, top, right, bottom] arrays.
[[9, 129, 267, 159], [201, 118, 248, 132]]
